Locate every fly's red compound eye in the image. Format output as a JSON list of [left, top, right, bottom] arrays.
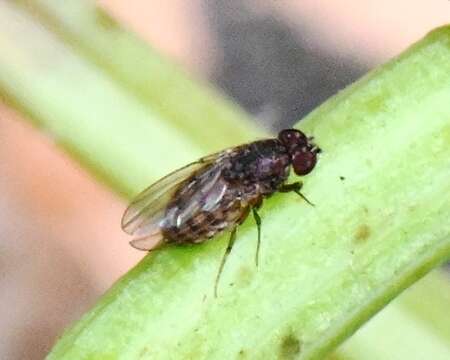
[[292, 149, 317, 175], [278, 129, 307, 150]]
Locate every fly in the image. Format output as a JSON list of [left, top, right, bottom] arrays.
[[121, 129, 321, 296]]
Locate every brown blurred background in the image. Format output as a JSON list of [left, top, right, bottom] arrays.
[[0, 1, 448, 358]]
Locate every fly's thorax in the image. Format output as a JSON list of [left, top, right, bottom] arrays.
[[223, 139, 291, 191]]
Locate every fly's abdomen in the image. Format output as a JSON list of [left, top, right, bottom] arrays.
[[161, 196, 243, 244]]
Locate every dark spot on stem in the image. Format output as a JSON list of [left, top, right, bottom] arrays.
[[354, 224, 371, 244], [363, 94, 387, 115], [280, 333, 302, 359], [138, 346, 150, 358], [236, 266, 254, 288], [339, 176, 345, 181]]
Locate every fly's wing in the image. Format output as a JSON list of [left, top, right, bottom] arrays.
[[162, 163, 230, 230], [122, 162, 205, 237], [165, 146, 251, 229], [121, 153, 225, 250]]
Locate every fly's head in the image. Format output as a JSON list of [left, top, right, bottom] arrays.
[[278, 129, 321, 176]]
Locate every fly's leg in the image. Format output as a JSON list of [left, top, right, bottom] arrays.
[[279, 181, 314, 206], [214, 201, 263, 297], [214, 227, 237, 298], [249, 196, 263, 267], [252, 208, 262, 267]]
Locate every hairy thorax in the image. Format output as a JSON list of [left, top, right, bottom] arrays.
[[223, 140, 291, 195]]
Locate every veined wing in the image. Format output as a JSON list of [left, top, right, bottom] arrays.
[[122, 162, 205, 236], [121, 152, 227, 249], [161, 164, 231, 230]]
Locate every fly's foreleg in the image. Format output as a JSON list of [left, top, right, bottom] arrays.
[[279, 181, 314, 206]]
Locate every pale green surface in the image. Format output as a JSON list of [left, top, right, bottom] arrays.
[[332, 270, 450, 360], [338, 306, 449, 360], [0, 2, 449, 359], [397, 269, 450, 340]]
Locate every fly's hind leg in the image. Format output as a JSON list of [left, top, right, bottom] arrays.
[[214, 201, 264, 297], [238, 202, 263, 267], [252, 207, 262, 267], [279, 181, 314, 206], [214, 227, 237, 298]]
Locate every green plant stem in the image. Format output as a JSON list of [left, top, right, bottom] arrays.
[[0, 2, 449, 359], [331, 270, 450, 360]]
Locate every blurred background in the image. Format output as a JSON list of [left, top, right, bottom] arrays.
[[0, 1, 449, 358]]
